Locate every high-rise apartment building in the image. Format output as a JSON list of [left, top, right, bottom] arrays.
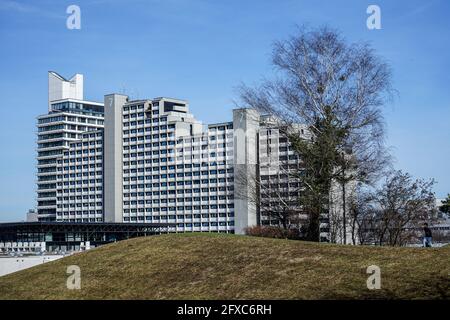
[[37, 72, 345, 240], [37, 72, 104, 221], [102, 94, 236, 233]]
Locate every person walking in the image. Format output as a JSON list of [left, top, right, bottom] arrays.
[[423, 223, 433, 247]]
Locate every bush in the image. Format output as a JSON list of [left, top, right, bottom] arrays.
[[244, 226, 302, 240]]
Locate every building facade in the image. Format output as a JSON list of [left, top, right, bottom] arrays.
[[37, 72, 104, 221], [37, 72, 341, 239], [102, 94, 236, 233]]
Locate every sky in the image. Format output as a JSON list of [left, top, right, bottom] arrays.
[[0, 0, 449, 222]]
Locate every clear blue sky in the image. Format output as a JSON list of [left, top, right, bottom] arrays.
[[0, 0, 449, 222]]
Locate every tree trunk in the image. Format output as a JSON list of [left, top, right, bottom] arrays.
[[342, 178, 347, 244], [307, 208, 320, 242]]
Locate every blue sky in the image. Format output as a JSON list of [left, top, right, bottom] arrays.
[[0, 0, 449, 222]]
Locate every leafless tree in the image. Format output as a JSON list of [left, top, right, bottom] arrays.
[[234, 155, 304, 231], [354, 170, 436, 246], [238, 26, 393, 242], [348, 186, 379, 245], [374, 170, 436, 246], [333, 146, 392, 244]]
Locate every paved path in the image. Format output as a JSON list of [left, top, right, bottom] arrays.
[[0, 255, 65, 277]]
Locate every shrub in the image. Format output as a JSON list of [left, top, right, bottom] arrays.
[[244, 226, 302, 240]]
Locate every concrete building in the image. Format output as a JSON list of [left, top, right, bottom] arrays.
[[37, 72, 104, 221], [102, 94, 236, 233], [36, 72, 347, 239]]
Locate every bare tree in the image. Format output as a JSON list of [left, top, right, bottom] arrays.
[[348, 186, 379, 245], [333, 145, 392, 244], [354, 170, 436, 246], [238, 26, 393, 242], [234, 151, 304, 232], [374, 170, 436, 246]]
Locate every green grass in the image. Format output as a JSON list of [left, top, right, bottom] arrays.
[[0, 233, 449, 299]]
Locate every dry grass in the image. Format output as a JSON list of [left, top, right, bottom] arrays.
[[0, 233, 448, 299]]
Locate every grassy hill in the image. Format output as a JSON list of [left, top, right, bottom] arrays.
[[0, 233, 448, 299]]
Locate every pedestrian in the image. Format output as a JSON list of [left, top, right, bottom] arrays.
[[423, 223, 433, 247]]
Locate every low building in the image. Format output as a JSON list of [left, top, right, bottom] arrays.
[[0, 222, 173, 252]]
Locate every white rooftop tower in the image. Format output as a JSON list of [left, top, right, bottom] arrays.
[[48, 71, 84, 110]]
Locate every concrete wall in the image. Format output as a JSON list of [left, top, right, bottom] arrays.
[[233, 108, 260, 234], [104, 94, 128, 222]]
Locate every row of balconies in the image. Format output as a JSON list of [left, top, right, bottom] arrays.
[[37, 144, 69, 153], [37, 127, 80, 135], [58, 190, 103, 195], [122, 178, 233, 184], [121, 213, 234, 218], [37, 176, 58, 183], [123, 186, 234, 194], [122, 153, 232, 160], [122, 197, 233, 203], [122, 162, 232, 169], [36, 172, 57, 183], [37, 124, 102, 136], [60, 170, 103, 176], [37, 170, 57, 176], [122, 192, 233, 198], [120, 148, 232, 157], [60, 158, 103, 164], [36, 136, 69, 144], [122, 210, 234, 215], [56, 214, 103, 217], [55, 183, 103, 189], [36, 204, 57, 209], [121, 173, 233, 180], [37, 195, 57, 201], [62, 151, 103, 158], [121, 184, 232, 192], [56, 185, 102, 190], [57, 171, 102, 177], [57, 205, 103, 209], [37, 186, 57, 192], [57, 194, 102, 199], [62, 146, 103, 153], [59, 168, 103, 175], [56, 177, 103, 183], [123, 207, 234, 212], [124, 171, 232, 177], [156, 166, 228, 174], [122, 200, 234, 207], [122, 173, 233, 181], [37, 115, 103, 125], [123, 134, 230, 144], [124, 194, 234, 200], [36, 153, 64, 160], [121, 217, 235, 222], [123, 138, 230, 146], [121, 183, 232, 189], [121, 173, 232, 180], [57, 200, 102, 204]]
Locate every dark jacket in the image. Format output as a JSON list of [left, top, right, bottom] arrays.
[[424, 227, 432, 238]]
